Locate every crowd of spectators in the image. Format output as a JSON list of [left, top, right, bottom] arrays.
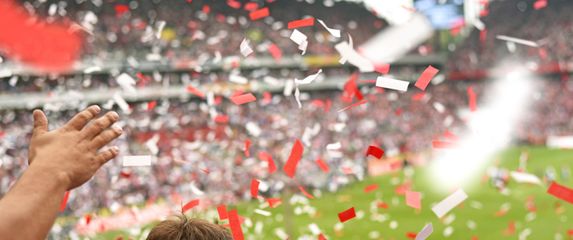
[[448, 0, 573, 73]]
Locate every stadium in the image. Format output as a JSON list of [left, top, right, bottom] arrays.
[[0, 0, 572, 239]]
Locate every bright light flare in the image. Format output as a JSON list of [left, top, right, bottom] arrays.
[[428, 70, 536, 192]]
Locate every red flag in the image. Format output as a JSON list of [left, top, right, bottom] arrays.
[[415, 65, 439, 91], [287, 18, 315, 29], [228, 209, 244, 240], [338, 207, 356, 223], [547, 182, 573, 204], [366, 145, 384, 159], [283, 139, 304, 178]]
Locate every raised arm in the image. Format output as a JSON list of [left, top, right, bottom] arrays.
[[0, 105, 123, 239]]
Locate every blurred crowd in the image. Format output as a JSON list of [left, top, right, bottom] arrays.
[[15, 0, 383, 62], [448, 0, 573, 73], [2, 73, 573, 218]]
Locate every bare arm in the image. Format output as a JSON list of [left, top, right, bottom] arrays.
[[0, 106, 123, 239]]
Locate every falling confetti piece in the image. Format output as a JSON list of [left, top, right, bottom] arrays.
[[406, 191, 422, 209], [283, 139, 304, 178], [250, 179, 260, 199], [366, 145, 384, 159], [288, 17, 315, 29], [415, 65, 439, 91], [249, 7, 269, 21], [230, 93, 257, 105], [547, 182, 573, 204], [228, 209, 244, 240], [376, 76, 409, 92], [60, 191, 70, 212], [415, 223, 433, 240], [432, 189, 468, 218], [122, 155, 152, 167], [182, 199, 200, 213]]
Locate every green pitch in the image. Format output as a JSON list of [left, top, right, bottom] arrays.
[[96, 146, 573, 239]]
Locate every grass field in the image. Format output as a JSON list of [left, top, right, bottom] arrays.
[[95, 146, 573, 240]]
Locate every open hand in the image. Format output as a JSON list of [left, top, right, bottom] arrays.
[[28, 105, 123, 190]]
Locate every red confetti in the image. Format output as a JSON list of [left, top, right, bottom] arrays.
[[287, 17, 315, 29], [375, 63, 391, 74], [377, 202, 389, 209], [412, 92, 426, 101], [338, 207, 356, 223], [258, 151, 277, 173], [214, 115, 229, 124], [338, 99, 368, 113], [364, 184, 379, 193], [250, 179, 260, 199], [249, 8, 269, 21], [366, 145, 384, 159], [406, 232, 417, 239], [186, 85, 206, 99], [227, 0, 241, 9], [147, 101, 157, 111], [268, 43, 283, 61], [318, 233, 327, 240], [182, 199, 200, 213], [60, 191, 70, 212], [84, 214, 92, 225], [230, 93, 257, 105], [228, 209, 244, 240], [283, 139, 304, 178], [217, 205, 228, 220], [405, 191, 421, 209], [298, 185, 315, 199], [244, 139, 251, 157], [415, 65, 439, 91], [0, 1, 82, 72], [267, 198, 282, 208], [547, 182, 573, 204], [467, 86, 477, 112], [432, 140, 453, 149], [315, 158, 330, 173], [534, 0, 547, 10], [244, 2, 259, 11]]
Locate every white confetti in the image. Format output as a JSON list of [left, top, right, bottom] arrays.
[[240, 38, 254, 57], [496, 35, 539, 47], [415, 223, 433, 240], [375, 76, 409, 92], [317, 19, 341, 38], [122, 155, 152, 167], [335, 41, 374, 72], [432, 189, 468, 218]]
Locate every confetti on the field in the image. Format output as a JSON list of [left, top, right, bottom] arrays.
[[317, 19, 341, 38], [547, 182, 573, 204], [432, 189, 468, 218], [283, 139, 304, 178], [288, 17, 315, 29], [258, 151, 277, 173], [122, 155, 152, 167], [496, 35, 539, 47], [366, 145, 385, 159], [267, 198, 282, 208], [250, 179, 260, 199], [510, 171, 542, 185], [338, 207, 356, 223], [240, 38, 254, 57], [254, 209, 271, 216], [60, 191, 70, 212], [0, 0, 82, 72], [376, 76, 409, 92], [415, 65, 439, 91], [182, 199, 200, 213], [315, 158, 330, 173], [415, 223, 433, 240], [364, 184, 379, 193], [230, 93, 257, 105], [406, 191, 422, 209], [298, 185, 315, 199], [249, 7, 269, 21], [229, 209, 244, 240]]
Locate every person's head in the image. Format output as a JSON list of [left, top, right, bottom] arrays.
[[147, 215, 232, 240]]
